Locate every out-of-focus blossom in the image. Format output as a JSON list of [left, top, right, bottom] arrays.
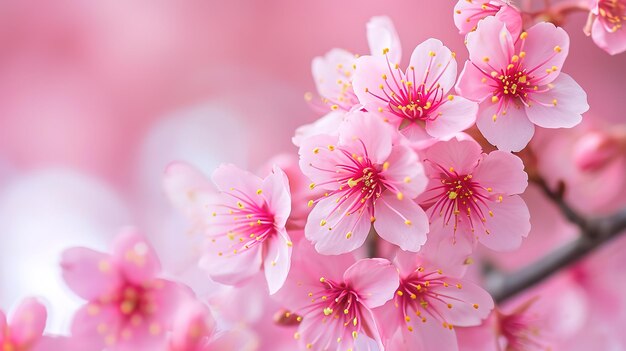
[[299, 111, 429, 254], [419, 137, 530, 251], [311, 16, 401, 112], [196, 164, 292, 294], [377, 250, 493, 351], [453, 0, 522, 37], [456, 17, 588, 151], [278, 242, 399, 351], [0, 298, 47, 351], [585, 0, 626, 55], [61, 228, 191, 350], [353, 38, 478, 141]]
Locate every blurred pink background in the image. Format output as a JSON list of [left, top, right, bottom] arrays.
[[0, 0, 624, 334]]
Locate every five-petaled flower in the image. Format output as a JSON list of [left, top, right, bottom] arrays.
[[299, 111, 429, 254], [456, 17, 589, 152], [585, 0, 626, 55]]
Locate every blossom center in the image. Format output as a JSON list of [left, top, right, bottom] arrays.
[[599, 0, 626, 32]]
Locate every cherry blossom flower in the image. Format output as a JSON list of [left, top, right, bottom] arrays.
[[456, 17, 588, 151], [278, 242, 399, 351], [197, 164, 292, 294], [453, 0, 522, 37], [0, 298, 47, 351], [377, 250, 493, 351], [585, 0, 626, 55], [299, 111, 429, 254], [418, 137, 530, 251], [61, 228, 191, 350], [311, 16, 401, 112], [353, 38, 478, 142]]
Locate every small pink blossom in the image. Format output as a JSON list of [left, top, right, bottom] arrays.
[[453, 0, 522, 37], [0, 299, 47, 351], [419, 137, 530, 251], [278, 242, 399, 351], [353, 38, 478, 141], [456, 17, 588, 151], [585, 0, 626, 55], [377, 251, 493, 351], [61, 228, 191, 350], [299, 111, 429, 254], [311, 16, 401, 112], [198, 164, 293, 294]]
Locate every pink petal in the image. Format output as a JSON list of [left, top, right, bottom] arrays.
[[343, 258, 399, 308], [390, 321, 459, 351], [367, 16, 402, 63], [521, 22, 569, 86], [261, 165, 292, 229], [476, 101, 535, 152], [352, 55, 390, 111], [473, 150, 528, 195], [373, 193, 429, 252], [113, 228, 161, 285], [417, 229, 473, 279], [525, 73, 588, 129], [479, 195, 530, 251], [263, 228, 293, 294], [338, 112, 393, 165], [466, 16, 514, 72], [199, 239, 263, 285], [205, 328, 259, 351], [312, 48, 358, 108], [495, 4, 523, 39], [210, 164, 263, 203], [426, 96, 478, 138], [298, 133, 344, 190], [292, 110, 346, 147], [408, 38, 457, 94], [455, 60, 493, 102], [382, 144, 427, 199], [429, 279, 494, 326], [61, 247, 122, 301], [70, 303, 120, 350], [148, 280, 193, 329], [304, 193, 372, 254], [424, 137, 482, 176], [8, 298, 47, 347], [592, 19, 626, 55]]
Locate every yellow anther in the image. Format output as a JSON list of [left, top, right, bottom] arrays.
[[520, 32, 528, 39], [320, 219, 327, 226], [307, 200, 314, 207], [448, 191, 458, 200], [383, 161, 390, 171], [397, 192, 404, 200], [554, 45, 562, 53], [491, 96, 499, 103], [447, 95, 454, 101]]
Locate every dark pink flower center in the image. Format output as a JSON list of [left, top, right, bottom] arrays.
[[598, 0, 626, 32], [366, 52, 451, 125], [498, 305, 547, 351], [212, 189, 276, 253]]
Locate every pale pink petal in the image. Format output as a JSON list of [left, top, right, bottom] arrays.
[[61, 247, 122, 301], [292, 111, 346, 146], [423, 137, 482, 175], [495, 4, 523, 39], [343, 258, 399, 308], [426, 96, 478, 138], [261, 165, 292, 228], [198, 239, 263, 285], [525, 73, 588, 129], [113, 228, 161, 285], [352, 55, 391, 111], [71, 303, 121, 350], [391, 322, 459, 351], [8, 298, 47, 346], [170, 301, 216, 351], [373, 193, 429, 252], [338, 112, 393, 165], [429, 279, 494, 326], [480, 195, 530, 251], [263, 228, 292, 294], [476, 101, 535, 152], [466, 16, 514, 72], [417, 228, 473, 279], [149, 280, 193, 329], [592, 19, 626, 55], [455, 60, 493, 102], [473, 150, 528, 195], [162, 161, 215, 221], [206, 328, 258, 351], [210, 164, 263, 201], [298, 133, 345, 189], [312, 48, 359, 109], [304, 193, 372, 254], [409, 38, 457, 93], [367, 16, 402, 63], [521, 22, 570, 86], [382, 144, 427, 199]]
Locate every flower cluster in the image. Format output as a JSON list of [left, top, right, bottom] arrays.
[[9, 2, 626, 351]]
